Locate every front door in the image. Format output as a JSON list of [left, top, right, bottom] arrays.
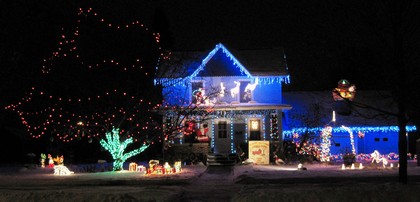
[[249, 119, 262, 140], [214, 119, 231, 154]]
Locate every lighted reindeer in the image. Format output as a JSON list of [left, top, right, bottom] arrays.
[[219, 82, 226, 97], [371, 150, 388, 167], [230, 81, 240, 98], [244, 77, 259, 93]]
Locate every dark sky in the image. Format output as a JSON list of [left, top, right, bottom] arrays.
[[3, 0, 419, 92], [1, 0, 420, 101], [1, 0, 420, 163]]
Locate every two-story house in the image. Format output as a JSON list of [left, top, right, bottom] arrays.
[[155, 43, 291, 165]]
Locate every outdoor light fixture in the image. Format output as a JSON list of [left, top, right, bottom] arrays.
[[297, 163, 307, 170]]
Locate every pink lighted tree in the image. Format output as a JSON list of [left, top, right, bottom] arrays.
[[4, 6, 170, 160]]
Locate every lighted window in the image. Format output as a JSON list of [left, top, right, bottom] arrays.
[[249, 119, 261, 140], [251, 120, 259, 130], [218, 121, 227, 138]]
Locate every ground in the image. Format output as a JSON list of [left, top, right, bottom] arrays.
[[0, 160, 419, 201]]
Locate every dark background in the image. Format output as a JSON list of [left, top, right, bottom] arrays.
[[1, 0, 419, 164]]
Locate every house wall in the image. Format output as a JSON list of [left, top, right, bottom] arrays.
[[163, 76, 284, 106], [253, 82, 282, 104], [359, 132, 399, 154], [328, 131, 399, 155], [162, 85, 189, 106]]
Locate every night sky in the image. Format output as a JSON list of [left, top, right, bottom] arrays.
[[1, 0, 420, 163]]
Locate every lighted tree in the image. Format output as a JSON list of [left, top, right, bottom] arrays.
[[3, 6, 171, 163], [320, 126, 332, 162], [100, 128, 149, 171]]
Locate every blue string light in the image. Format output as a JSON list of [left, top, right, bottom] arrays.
[[154, 43, 290, 87], [211, 119, 215, 148], [230, 118, 235, 153], [283, 125, 417, 139], [245, 118, 248, 143]]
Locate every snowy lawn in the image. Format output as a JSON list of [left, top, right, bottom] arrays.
[[0, 161, 419, 201]]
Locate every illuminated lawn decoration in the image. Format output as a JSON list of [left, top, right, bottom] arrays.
[[146, 160, 182, 175], [129, 162, 138, 171], [371, 150, 388, 167], [174, 161, 182, 173], [54, 165, 74, 175], [320, 126, 332, 162], [100, 128, 149, 171], [40, 153, 46, 168], [47, 154, 54, 168]]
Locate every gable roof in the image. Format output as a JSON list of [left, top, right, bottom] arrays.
[[154, 43, 289, 86]]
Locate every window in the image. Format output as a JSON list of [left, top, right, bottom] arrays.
[[374, 138, 380, 142], [335, 143, 341, 147], [383, 138, 388, 142], [218, 121, 227, 138], [249, 119, 261, 140], [240, 81, 251, 103]]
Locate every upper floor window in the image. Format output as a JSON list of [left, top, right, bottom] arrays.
[[240, 81, 251, 103]]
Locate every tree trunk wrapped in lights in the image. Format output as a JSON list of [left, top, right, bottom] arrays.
[[100, 128, 149, 171]]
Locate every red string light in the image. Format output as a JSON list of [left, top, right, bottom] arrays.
[[41, 7, 167, 75], [3, 6, 170, 143]]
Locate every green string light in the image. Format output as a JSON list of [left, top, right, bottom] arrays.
[[100, 128, 149, 171]]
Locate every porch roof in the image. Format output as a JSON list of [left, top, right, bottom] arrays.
[[158, 102, 292, 114]]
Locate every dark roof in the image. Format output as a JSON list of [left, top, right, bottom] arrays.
[[156, 43, 288, 79], [283, 91, 398, 127], [234, 48, 288, 76]]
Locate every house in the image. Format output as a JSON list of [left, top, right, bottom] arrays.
[[282, 90, 418, 159], [154, 43, 291, 165]]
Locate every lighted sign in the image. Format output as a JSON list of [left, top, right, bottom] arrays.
[[249, 141, 270, 165]]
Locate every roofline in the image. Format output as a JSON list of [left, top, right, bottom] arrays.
[[188, 43, 253, 79], [158, 103, 292, 111]]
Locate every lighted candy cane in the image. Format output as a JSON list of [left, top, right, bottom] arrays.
[[341, 125, 356, 155]]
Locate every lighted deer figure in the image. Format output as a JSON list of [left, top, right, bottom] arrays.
[[371, 150, 388, 167], [244, 77, 259, 92], [219, 82, 226, 97], [230, 81, 240, 98]]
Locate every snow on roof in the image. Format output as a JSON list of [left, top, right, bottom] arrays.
[[283, 90, 399, 128]]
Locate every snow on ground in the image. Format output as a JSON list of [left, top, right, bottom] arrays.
[[0, 161, 419, 201]]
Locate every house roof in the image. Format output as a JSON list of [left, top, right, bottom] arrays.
[[155, 43, 289, 85], [283, 90, 399, 127], [282, 90, 417, 137]]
